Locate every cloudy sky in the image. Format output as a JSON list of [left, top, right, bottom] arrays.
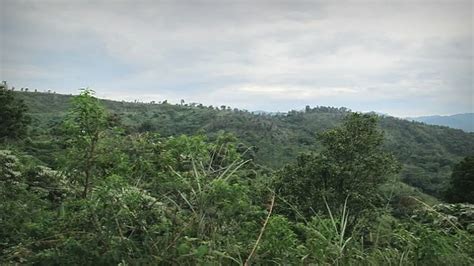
[[1, 0, 472, 117]]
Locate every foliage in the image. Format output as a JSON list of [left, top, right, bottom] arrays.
[[14, 91, 474, 197], [0, 88, 30, 140], [275, 113, 400, 220], [62, 89, 108, 198], [1, 91, 473, 264], [445, 156, 474, 203], [412, 203, 474, 233], [0, 150, 59, 263]]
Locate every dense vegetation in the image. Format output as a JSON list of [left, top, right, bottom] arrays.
[[0, 88, 30, 140], [1, 88, 473, 264], [14, 90, 474, 198], [445, 156, 474, 204]]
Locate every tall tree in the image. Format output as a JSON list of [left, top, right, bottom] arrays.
[[445, 156, 474, 203], [62, 89, 108, 198], [0, 87, 30, 140], [276, 113, 399, 219]]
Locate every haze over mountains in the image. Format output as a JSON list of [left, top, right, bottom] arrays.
[[408, 113, 474, 132], [253, 109, 474, 133]]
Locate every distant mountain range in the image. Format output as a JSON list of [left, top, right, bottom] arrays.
[[408, 113, 474, 132]]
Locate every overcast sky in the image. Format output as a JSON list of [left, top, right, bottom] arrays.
[[1, 0, 472, 117]]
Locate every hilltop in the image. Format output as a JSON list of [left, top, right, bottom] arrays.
[[14, 91, 474, 198]]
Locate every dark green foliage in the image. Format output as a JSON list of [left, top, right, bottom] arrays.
[[275, 114, 399, 219], [318, 114, 400, 211], [446, 156, 474, 203], [0, 88, 30, 140]]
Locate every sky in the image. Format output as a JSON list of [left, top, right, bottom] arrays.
[[1, 0, 472, 117]]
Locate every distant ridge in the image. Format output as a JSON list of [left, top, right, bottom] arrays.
[[408, 113, 474, 132]]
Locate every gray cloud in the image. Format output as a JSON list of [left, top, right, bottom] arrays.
[[1, 0, 472, 116]]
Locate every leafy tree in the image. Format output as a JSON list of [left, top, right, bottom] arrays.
[[318, 113, 400, 209], [276, 113, 400, 219], [445, 156, 474, 203], [0, 87, 30, 140], [62, 89, 108, 198]]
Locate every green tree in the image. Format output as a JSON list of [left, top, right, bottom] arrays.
[[445, 156, 474, 203], [62, 89, 108, 198], [0, 87, 30, 140], [276, 113, 399, 219]]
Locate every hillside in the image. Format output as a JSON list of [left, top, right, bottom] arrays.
[[15, 91, 474, 197], [2, 89, 473, 264], [408, 113, 474, 132]]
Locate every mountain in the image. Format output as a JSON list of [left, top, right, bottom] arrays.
[[13, 91, 474, 198], [408, 113, 474, 132]]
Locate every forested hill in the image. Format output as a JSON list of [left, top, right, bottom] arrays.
[[15, 91, 474, 197]]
